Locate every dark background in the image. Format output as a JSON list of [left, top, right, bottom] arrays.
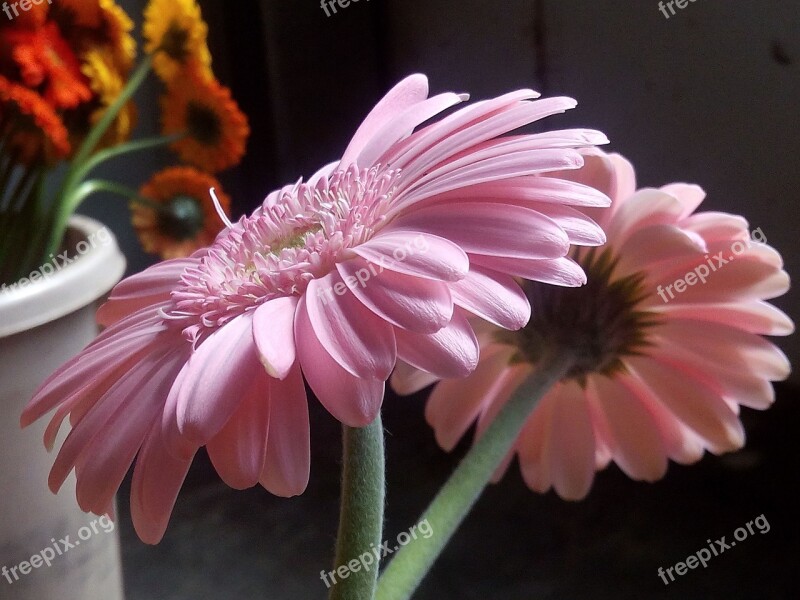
[[85, 1, 800, 598]]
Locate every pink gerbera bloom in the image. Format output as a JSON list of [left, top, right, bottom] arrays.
[[22, 74, 610, 543], [395, 149, 793, 500]]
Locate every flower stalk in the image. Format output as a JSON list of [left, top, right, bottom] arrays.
[[375, 346, 575, 600], [331, 414, 386, 600]]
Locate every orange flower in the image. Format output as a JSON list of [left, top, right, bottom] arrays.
[[0, 75, 70, 164], [161, 66, 249, 173], [3, 22, 92, 110], [133, 167, 229, 259]]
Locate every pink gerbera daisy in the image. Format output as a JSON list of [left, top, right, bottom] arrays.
[[23, 75, 610, 543], [396, 149, 793, 500]]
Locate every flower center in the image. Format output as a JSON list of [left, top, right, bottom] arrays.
[[157, 195, 206, 241], [499, 248, 661, 382], [160, 22, 190, 62], [186, 101, 222, 146], [166, 165, 401, 343]]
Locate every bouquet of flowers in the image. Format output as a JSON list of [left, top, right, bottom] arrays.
[[0, 0, 249, 285]]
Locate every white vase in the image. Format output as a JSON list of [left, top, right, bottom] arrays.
[[0, 215, 127, 600]]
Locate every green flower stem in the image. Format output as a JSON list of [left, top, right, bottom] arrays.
[[45, 55, 154, 258], [71, 180, 161, 210], [375, 347, 575, 600], [330, 414, 386, 600]]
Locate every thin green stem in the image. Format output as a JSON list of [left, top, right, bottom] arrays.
[[375, 347, 575, 600], [71, 179, 160, 210], [330, 414, 386, 600], [45, 55, 155, 257]]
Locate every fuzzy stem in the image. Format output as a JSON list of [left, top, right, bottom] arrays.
[[375, 347, 574, 600], [330, 414, 386, 600]]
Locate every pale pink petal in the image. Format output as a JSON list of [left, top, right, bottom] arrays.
[[391, 202, 570, 259], [177, 314, 268, 446], [626, 357, 745, 454], [337, 257, 453, 334], [390, 360, 440, 395], [260, 364, 310, 497], [449, 265, 530, 330], [305, 273, 396, 379], [589, 375, 668, 481], [394, 310, 479, 379], [426, 349, 516, 451], [206, 370, 271, 490], [470, 255, 587, 287], [661, 183, 706, 218], [130, 423, 194, 545], [340, 73, 429, 165], [354, 230, 469, 282], [295, 296, 384, 427], [660, 301, 794, 336], [253, 296, 299, 379]]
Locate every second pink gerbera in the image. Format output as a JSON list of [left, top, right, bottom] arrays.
[[396, 149, 792, 500], [23, 74, 610, 542]]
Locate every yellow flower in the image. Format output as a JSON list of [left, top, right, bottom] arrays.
[[143, 0, 213, 83], [99, 0, 137, 72], [161, 64, 249, 173], [81, 49, 137, 147], [133, 167, 230, 259]]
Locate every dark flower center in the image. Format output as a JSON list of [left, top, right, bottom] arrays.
[[498, 248, 661, 383], [160, 23, 190, 62], [157, 195, 206, 240], [186, 101, 222, 146]]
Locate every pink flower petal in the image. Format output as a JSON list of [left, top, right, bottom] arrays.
[[177, 314, 268, 446], [547, 382, 595, 500], [394, 310, 479, 379], [470, 255, 587, 287], [130, 423, 194, 545], [449, 265, 530, 330], [253, 296, 298, 379], [340, 73, 429, 165], [390, 360, 440, 395], [660, 301, 794, 336], [206, 370, 271, 490], [305, 273, 396, 379], [354, 230, 469, 282], [589, 375, 668, 481], [391, 202, 570, 259], [337, 257, 453, 334], [626, 357, 745, 454], [295, 296, 384, 427], [260, 364, 310, 497]]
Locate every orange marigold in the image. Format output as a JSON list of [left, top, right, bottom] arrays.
[[0, 75, 70, 164], [161, 66, 249, 173], [133, 167, 230, 259]]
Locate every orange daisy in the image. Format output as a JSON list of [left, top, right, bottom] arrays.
[[0, 75, 70, 164], [3, 21, 92, 110], [161, 66, 249, 173], [133, 167, 230, 259]]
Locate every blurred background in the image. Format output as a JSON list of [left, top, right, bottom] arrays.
[[82, 0, 799, 598]]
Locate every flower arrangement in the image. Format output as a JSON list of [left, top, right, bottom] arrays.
[[0, 0, 249, 286], [9, 7, 792, 600]]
